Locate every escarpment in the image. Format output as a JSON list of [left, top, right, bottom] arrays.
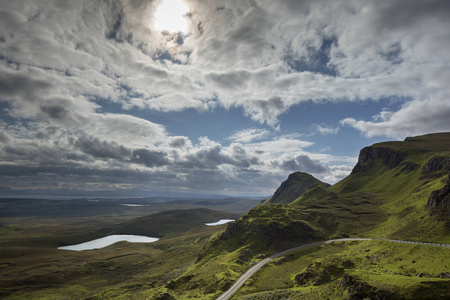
[[427, 175, 450, 219], [422, 157, 450, 175], [351, 147, 406, 174]]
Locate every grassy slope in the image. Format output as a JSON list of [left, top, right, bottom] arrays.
[[231, 133, 450, 299], [175, 133, 450, 299], [236, 240, 450, 300]]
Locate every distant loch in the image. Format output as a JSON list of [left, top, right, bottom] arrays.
[[205, 219, 235, 226], [58, 235, 159, 251]]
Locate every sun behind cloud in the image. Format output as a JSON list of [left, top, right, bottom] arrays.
[[153, 0, 190, 33]]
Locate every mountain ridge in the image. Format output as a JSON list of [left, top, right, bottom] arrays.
[[265, 172, 330, 204]]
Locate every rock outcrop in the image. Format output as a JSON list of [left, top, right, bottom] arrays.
[[422, 157, 450, 175], [352, 147, 406, 174], [427, 175, 450, 219], [219, 218, 316, 246], [267, 172, 330, 204]]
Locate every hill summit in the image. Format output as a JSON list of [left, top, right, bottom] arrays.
[[267, 172, 330, 204]]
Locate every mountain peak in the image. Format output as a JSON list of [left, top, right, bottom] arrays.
[[267, 172, 330, 204]]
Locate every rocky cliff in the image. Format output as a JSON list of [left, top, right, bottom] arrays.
[[351, 146, 407, 174], [422, 157, 450, 175], [427, 175, 450, 219], [267, 172, 330, 204]]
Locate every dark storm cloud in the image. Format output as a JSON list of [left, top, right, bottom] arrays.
[[132, 149, 170, 167], [0, 72, 51, 100], [74, 135, 132, 160]]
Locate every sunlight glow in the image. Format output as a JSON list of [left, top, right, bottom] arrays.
[[153, 0, 190, 33]]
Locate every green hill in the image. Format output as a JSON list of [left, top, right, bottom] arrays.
[[166, 133, 450, 299], [265, 172, 330, 204]]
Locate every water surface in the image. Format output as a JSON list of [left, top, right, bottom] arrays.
[[58, 235, 159, 251], [205, 219, 235, 226]]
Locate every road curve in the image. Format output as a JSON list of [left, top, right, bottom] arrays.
[[216, 238, 371, 300], [215, 238, 450, 300]]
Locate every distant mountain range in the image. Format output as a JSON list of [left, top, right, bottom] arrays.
[[0, 185, 267, 200]]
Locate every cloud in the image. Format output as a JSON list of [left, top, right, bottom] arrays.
[[73, 134, 132, 161], [312, 123, 340, 135], [277, 155, 329, 174], [168, 136, 191, 148], [2, 0, 450, 131], [132, 149, 170, 167], [244, 97, 286, 127], [227, 128, 271, 143], [340, 97, 450, 138], [323, 165, 354, 183]]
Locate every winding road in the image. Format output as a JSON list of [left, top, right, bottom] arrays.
[[216, 238, 450, 300]]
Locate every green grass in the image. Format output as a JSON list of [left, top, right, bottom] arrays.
[[234, 240, 450, 299]]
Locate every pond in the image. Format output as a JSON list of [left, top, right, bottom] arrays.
[[205, 219, 235, 226], [58, 235, 159, 251]]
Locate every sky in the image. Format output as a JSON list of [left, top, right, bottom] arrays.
[[0, 0, 449, 198]]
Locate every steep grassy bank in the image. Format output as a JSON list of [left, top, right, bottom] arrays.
[[174, 133, 450, 299], [235, 240, 450, 300]]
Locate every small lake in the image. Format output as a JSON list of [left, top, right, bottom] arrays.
[[119, 204, 149, 207], [58, 235, 159, 251], [205, 219, 235, 226]]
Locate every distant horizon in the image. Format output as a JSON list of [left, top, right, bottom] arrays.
[[0, 188, 270, 200]]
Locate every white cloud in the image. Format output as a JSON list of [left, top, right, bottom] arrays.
[[227, 128, 271, 143], [340, 97, 450, 139], [312, 123, 340, 135]]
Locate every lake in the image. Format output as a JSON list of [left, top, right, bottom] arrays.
[[58, 235, 159, 251], [205, 219, 235, 226]]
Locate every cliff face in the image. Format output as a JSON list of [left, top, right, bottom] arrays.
[[427, 175, 450, 219], [267, 172, 330, 204], [351, 147, 406, 174], [422, 157, 450, 175]]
